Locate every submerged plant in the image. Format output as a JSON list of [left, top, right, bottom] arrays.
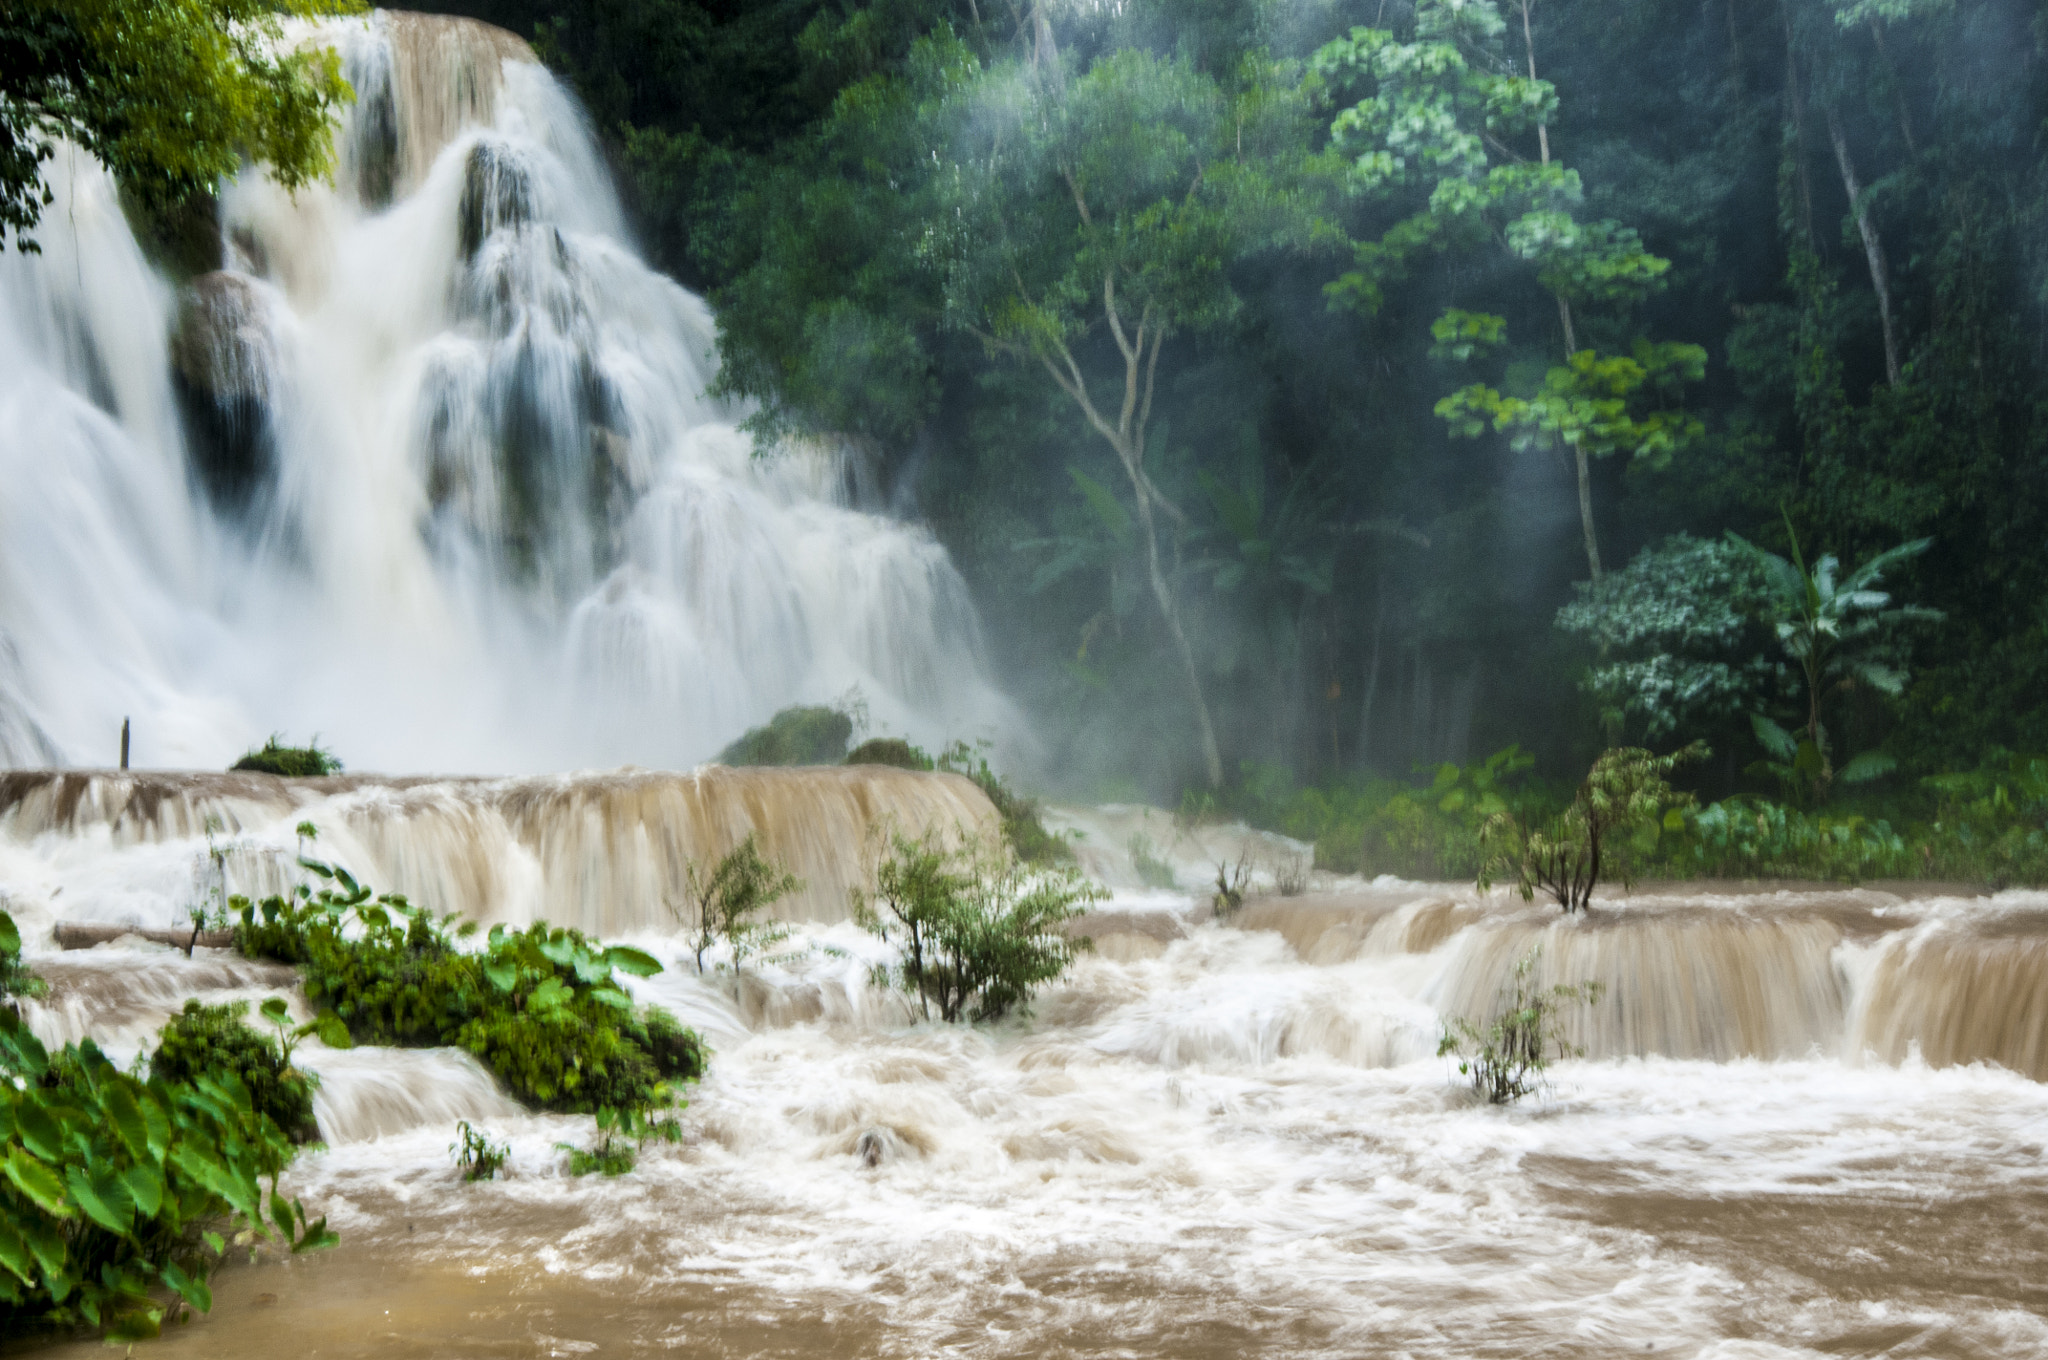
[[452, 1122, 509, 1182], [557, 1104, 681, 1177], [671, 834, 800, 975], [855, 831, 1102, 1024], [1437, 950, 1603, 1104]]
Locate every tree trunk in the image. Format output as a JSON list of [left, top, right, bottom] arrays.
[[1035, 279, 1225, 788], [1357, 575, 1385, 770], [1521, 3, 1604, 585], [1781, 0, 1817, 253], [1826, 104, 1901, 386]]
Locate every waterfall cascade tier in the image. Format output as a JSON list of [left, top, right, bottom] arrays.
[[0, 9, 1006, 775], [0, 765, 996, 931]]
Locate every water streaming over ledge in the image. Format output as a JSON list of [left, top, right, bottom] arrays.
[[0, 10, 1005, 774]]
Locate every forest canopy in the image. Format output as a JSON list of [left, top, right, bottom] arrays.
[[432, 0, 2044, 806]]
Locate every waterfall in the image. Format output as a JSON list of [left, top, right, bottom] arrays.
[[0, 9, 1004, 775], [0, 766, 997, 931]]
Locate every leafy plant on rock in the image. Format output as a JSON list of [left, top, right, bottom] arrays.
[[1438, 949, 1603, 1104], [230, 734, 343, 777], [1479, 744, 1704, 911], [236, 846, 703, 1116], [855, 831, 1103, 1023]]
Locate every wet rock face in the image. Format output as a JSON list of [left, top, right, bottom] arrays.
[[170, 272, 281, 513], [458, 138, 533, 260]]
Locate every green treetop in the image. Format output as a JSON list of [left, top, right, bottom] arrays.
[[1311, 0, 1703, 582], [1, 0, 359, 252]]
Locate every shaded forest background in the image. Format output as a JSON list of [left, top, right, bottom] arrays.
[[430, 0, 2048, 806]]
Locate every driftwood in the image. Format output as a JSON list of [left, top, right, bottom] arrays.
[[52, 923, 235, 951]]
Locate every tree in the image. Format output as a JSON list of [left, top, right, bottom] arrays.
[[1311, 0, 1704, 582], [1479, 743, 1703, 912], [1, 0, 358, 251], [671, 835, 801, 974], [1728, 519, 1940, 795], [921, 43, 1328, 786]]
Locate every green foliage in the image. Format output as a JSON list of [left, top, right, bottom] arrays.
[[1128, 834, 1177, 890], [1555, 536, 1784, 740], [231, 735, 343, 778], [235, 848, 700, 1115], [671, 834, 800, 974], [1437, 950, 1603, 1104], [1480, 744, 1704, 911], [855, 832, 1102, 1023], [556, 1104, 681, 1178], [451, 1122, 508, 1182], [1728, 519, 1940, 796], [148, 1000, 319, 1146], [0, 909, 46, 1008], [845, 737, 935, 770], [717, 705, 854, 766], [0, 1007, 334, 1341], [1, 0, 360, 253], [935, 740, 1076, 867], [1436, 339, 1708, 474]]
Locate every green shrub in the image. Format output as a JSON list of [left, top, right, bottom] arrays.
[[717, 705, 853, 766], [0, 1010, 334, 1341], [855, 832, 1102, 1023], [556, 1104, 680, 1177], [936, 741, 1075, 867], [844, 737, 934, 770], [230, 735, 343, 777], [1438, 950, 1604, 1104], [148, 1000, 319, 1144], [235, 854, 704, 1116]]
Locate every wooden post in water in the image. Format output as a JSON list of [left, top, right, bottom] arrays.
[[119, 718, 130, 770]]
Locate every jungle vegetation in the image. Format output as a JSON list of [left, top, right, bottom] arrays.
[[422, 0, 2048, 866]]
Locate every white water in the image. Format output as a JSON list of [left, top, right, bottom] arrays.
[[20, 879, 2048, 1358], [0, 10, 1003, 774]]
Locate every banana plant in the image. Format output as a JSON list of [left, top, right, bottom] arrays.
[[1729, 514, 1940, 798]]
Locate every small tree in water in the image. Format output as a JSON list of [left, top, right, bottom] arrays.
[[1479, 744, 1703, 912], [672, 834, 801, 974], [1438, 950, 1603, 1104], [855, 831, 1103, 1023]]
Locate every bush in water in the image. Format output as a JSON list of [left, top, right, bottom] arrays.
[[855, 832, 1102, 1023], [717, 704, 853, 766], [451, 1122, 508, 1182], [671, 833, 799, 974], [557, 1104, 681, 1178], [0, 912, 333, 1341], [230, 734, 343, 777], [1479, 744, 1705, 911], [148, 999, 320, 1145], [235, 852, 704, 1115], [1437, 951, 1603, 1104]]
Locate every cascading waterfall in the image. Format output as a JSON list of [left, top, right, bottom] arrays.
[[0, 10, 1003, 774]]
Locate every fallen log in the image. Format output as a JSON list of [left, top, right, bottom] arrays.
[[52, 923, 237, 951]]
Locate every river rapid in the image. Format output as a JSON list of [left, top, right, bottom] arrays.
[[8, 780, 2048, 1358]]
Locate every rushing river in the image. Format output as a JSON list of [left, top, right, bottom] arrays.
[[6, 775, 2048, 1358]]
